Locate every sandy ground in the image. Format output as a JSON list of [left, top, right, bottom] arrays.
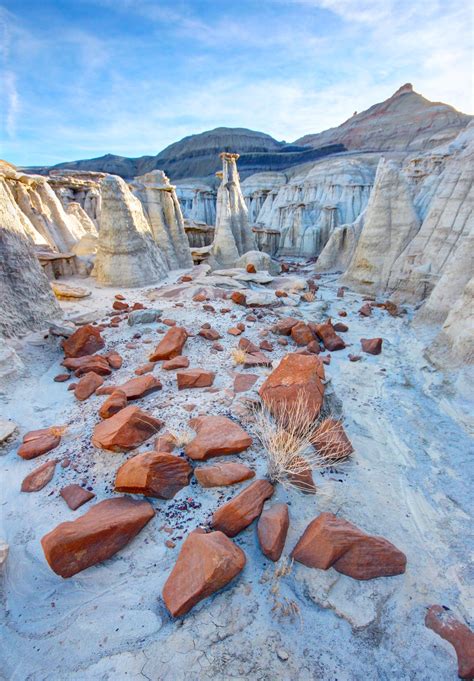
[[0, 264, 473, 681]]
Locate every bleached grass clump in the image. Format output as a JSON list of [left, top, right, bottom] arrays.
[[252, 394, 351, 491], [168, 428, 194, 448], [230, 348, 248, 365]]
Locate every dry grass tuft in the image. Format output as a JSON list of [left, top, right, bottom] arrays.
[[230, 348, 248, 365], [50, 425, 68, 437], [251, 394, 351, 491], [168, 428, 194, 448]]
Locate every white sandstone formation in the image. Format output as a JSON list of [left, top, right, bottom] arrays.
[[175, 181, 217, 226], [241, 171, 287, 224], [210, 153, 257, 268], [315, 211, 366, 272], [132, 170, 193, 269], [48, 170, 104, 226], [0, 176, 61, 337], [93, 175, 169, 287], [341, 159, 421, 294]]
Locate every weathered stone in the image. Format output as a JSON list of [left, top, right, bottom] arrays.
[[63, 354, 112, 377], [231, 291, 247, 306], [154, 431, 177, 453], [177, 368, 215, 390], [273, 317, 299, 335], [162, 355, 189, 370], [361, 338, 383, 355], [359, 302, 372, 316], [314, 320, 346, 351], [115, 451, 192, 499], [162, 529, 246, 617], [199, 327, 221, 341], [257, 503, 289, 561], [21, 460, 57, 492], [60, 484, 96, 510], [311, 419, 353, 460], [291, 322, 315, 346], [92, 405, 163, 452], [41, 497, 155, 577], [0, 418, 17, 444], [149, 326, 187, 361], [195, 462, 255, 487], [62, 324, 105, 358], [291, 512, 406, 579], [17, 429, 61, 460], [233, 373, 258, 393], [425, 605, 474, 679], [98, 389, 128, 419], [103, 350, 123, 370], [127, 309, 161, 325], [185, 415, 252, 460], [211, 479, 274, 537], [74, 371, 104, 401], [115, 375, 162, 400]]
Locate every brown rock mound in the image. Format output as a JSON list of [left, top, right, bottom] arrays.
[[314, 320, 346, 351], [162, 529, 246, 617], [211, 479, 274, 537], [62, 324, 105, 358], [115, 452, 192, 499], [185, 415, 252, 461], [92, 405, 163, 452], [41, 497, 155, 577]]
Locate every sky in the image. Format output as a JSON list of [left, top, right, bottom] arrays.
[[1, 0, 473, 166]]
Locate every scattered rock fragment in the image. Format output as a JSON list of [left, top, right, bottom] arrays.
[[311, 419, 353, 460], [74, 371, 104, 401], [361, 338, 383, 355], [62, 324, 105, 358], [92, 405, 163, 452], [149, 326, 187, 361], [63, 354, 111, 377], [195, 462, 255, 487], [60, 484, 96, 510], [17, 428, 62, 460], [233, 373, 258, 393], [115, 375, 162, 399], [211, 479, 274, 537], [291, 322, 315, 346], [98, 389, 128, 419], [162, 355, 189, 370], [115, 451, 192, 499], [359, 303, 372, 317], [185, 415, 252, 460], [257, 503, 289, 561], [425, 605, 474, 679], [176, 368, 215, 390], [314, 320, 346, 351], [21, 460, 57, 492]]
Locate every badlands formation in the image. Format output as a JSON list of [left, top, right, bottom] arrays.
[[0, 85, 473, 680]]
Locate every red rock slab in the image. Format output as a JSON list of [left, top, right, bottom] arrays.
[[195, 462, 255, 487], [259, 340, 273, 351], [92, 405, 163, 452], [60, 484, 96, 510], [154, 431, 177, 453], [74, 371, 104, 401], [243, 351, 272, 368], [103, 351, 123, 370], [349, 354, 361, 362], [211, 479, 274, 537], [113, 300, 128, 311], [333, 322, 348, 333], [361, 338, 383, 355], [238, 337, 259, 354], [162, 356, 189, 370], [199, 328, 221, 341], [307, 340, 321, 354], [273, 317, 299, 335], [176, 368, 215, 390], [257, 503, 289, 561], [228, 327, 243, 336], [259, 353, 325, 425], [425, 605, 474, 679], [115, 375, 162, 400], [311, 418, 353, 461], [54, 374, 70, 382], [359, 303, 372, 316], [135, 362, 156, 375], [149, 326, 188, 361], [115, 294, 126, 301], [291, 512, 406, 580], [96, 384, 117, 395], [98, 389, 128, 419], [21, 460, 57, 492], [287, 460, 317, 493], [62, 324, 105, 358], [18, 433, 61, 460], [115, 451, 192, 499], [233, 373, 258, 393], [246, 263, 257, 273], [314, 320, 345, 351], [291, 322, 315, 346], [63, 354, 112, 376], [162, 529, 246, 617], [231, 291, 247, 306], [185, 415, 252, 461], [41, 497, 155, 578]]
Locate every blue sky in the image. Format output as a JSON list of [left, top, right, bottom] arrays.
[[1, 0, 472, 166]]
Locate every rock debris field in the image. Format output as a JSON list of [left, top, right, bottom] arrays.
[[1, 262, 472, 681]]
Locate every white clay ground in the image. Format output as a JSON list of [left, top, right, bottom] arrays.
[[0, 263, 472, 680]]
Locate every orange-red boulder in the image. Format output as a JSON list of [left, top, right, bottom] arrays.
[[92, 405, 163, 452], [41, 497, 155, 577], [291, 512, 406, 579], [154, 431, 176, 453], [176, 368, 215, 390], [74, 371, 104, 401], [115, 451, 192, 499], [259, 353, 325, 425], [246, 263, 256, 273], [149, 326, 187, 361], [21, 460, 57, 492], [17, 428, 61, 460], [211, 479, 274, 537], [63, 354, 112, 377], [62, 324, 105, 358], [60, 484, 95, 510], [135, 362, 156, 375], [162, 355, 189, 370], [115, 375, 162, 400], [231, 291, 247, 306], [359, 302, 372, 316], [425, 605, 474, 679], [314, 320, 345, 351], [311, 418, 353, 461], [103, 350, 123, 369], [257, 503, 289, 561], [273, 317, 299, 335], [98, 389, 128, 419], [361, 338, 383, 355], [291, 322, 315, 346], [162, 529, 246, 617], [185, 415, 252, 460], [195, 462, 255, 487], [199, 328, 221, 341]]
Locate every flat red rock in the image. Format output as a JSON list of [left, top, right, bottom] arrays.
[[176, 368, 215, 390], [98, 389, 128, 419], [211, 479, 274, 537], [291, 512, 406, 580], [63, 354, 112, 377], [60, 484, 96, 510], [162, 529, 246, 617], [162, 356, 190, 370], [62, 324, 105, 358], [135, 362, 156, 375], [41, 497, 155, 577], [233, 373, 258, 393], [314, 320, 345, 351], [361, 338, 383, 355], [311, 418, 353, 461], [115, 451, 192, 499], [74, 371, 104, 401], [149, 326, 187, 361], [291, 322, 315, 346], [21, 460, 57, 492], [92, 405, 163, 452], [195, 462, 255, 487], [199, 328, 221, 341], [425, 605, 474, 679], [273, 317, 299, 335], [17, 430, 61, 460], [115, 375, 162, 399], [257, 503, 289, 561], [185, 415, 252, 460]]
